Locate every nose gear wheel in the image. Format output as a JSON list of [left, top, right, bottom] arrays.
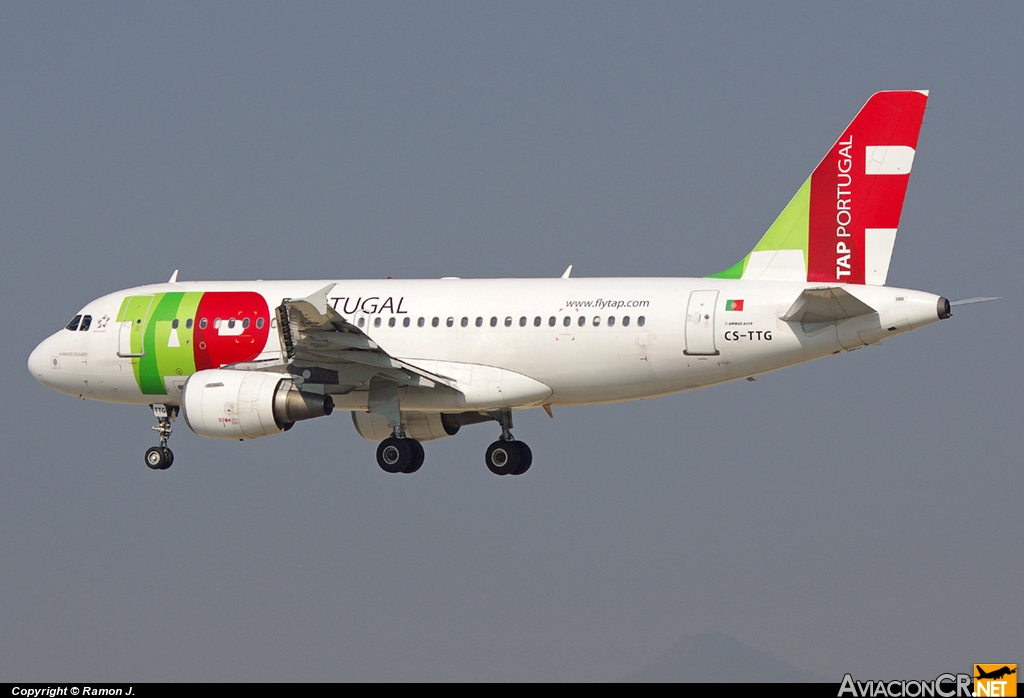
[[145, 405, 178, 471]]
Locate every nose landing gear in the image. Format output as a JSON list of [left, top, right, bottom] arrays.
[[145, 404, 178, 470]]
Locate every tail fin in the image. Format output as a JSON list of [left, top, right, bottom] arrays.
[[709, 91, 929, 285]]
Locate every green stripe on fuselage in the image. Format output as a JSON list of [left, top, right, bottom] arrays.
[[136, 292, 201, 395]]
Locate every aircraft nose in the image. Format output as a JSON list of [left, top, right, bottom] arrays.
[[28, 335, 56, 386]]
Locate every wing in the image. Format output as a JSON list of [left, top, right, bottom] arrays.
[[271, 284, 456, 395]]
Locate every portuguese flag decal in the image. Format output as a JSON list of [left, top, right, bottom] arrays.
[[725, 299, 744, 311]]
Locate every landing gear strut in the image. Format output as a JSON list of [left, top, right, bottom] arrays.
[[484, 410, 532, 476], [369, 377, 424, 474], [145, 404, 177, 471]]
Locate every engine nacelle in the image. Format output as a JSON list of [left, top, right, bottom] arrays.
[[351, 410, 461, 443], [182, 369, 333, 440]]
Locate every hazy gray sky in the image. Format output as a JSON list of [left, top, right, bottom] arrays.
[[2, 3, 1020, 681]]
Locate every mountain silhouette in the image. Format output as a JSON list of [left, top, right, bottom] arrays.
[[622, 632, 825, 682]]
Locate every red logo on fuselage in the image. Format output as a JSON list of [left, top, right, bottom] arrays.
[[193, 292, 271, 370]]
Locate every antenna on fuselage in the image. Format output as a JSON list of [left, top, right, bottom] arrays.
[[168, 269, 179, 283], [560, 265, 573, 279]]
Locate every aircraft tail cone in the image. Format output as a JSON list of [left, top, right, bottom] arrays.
[[937, 297, 952, 320]]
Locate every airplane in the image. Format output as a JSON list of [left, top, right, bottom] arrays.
[[28, 90, 973, 476], [975, 666, 1017, 681]]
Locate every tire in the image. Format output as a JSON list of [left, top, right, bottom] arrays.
[[511, 441, 532, 475], [145, 446, 167, 470], [376, 437, 411, 474], [403, 439, 424, 474], [485, 440, 520, 476], [161, 447, 174, 470]]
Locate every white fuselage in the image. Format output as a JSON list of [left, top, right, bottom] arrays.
[[28, 277, 946, 413]]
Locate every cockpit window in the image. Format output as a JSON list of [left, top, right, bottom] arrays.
[[66, 315, 82, 331], [79, 315, 92, 331]]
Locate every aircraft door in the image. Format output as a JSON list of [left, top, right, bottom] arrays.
[[684, 290, 719, 356], [117, 295, 153, 357]]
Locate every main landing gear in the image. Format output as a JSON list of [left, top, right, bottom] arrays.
[[376, 432, 425, 474], [484, 410, 532, 476], [372, 410, 533, 476], [145, 404, 177, 471]]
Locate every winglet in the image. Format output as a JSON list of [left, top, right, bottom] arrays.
[[168, 269, 179, 283], [299, 283, 337, 314]]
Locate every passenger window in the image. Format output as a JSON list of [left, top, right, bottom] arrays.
[[357, 317, 366, 328], [242, 318, 250, 329], [622, 316, 630, 327], [548, 316, 556, 327], [374, 317, 382, 328], [490, 317, 498, 327], [66, 315, 82, 331], [638, 316, 646, 327], [475, 317, 483, 327], [593, 316, 600, 326], [563, 316, 571, 327], [446, 317, 454, 328], [461, 317, 469, 327], [403, 317, 410, 328], [577, 316, 586, 327], [79, 315, 93, 331], [417, 317, 425, 327], [504, 317, 513, 327], [254, 318, 262, 329], [187, 318, 195, 330], [533, 316, 541, 327], [228, 319, 236, 329], [388, 317, 396, 327], [214, 318, 222, 329], [171, 318, 179, 330], [432, 317, 439, 327], [200, 318, 208, 330], [608, 316, 615, 327], [519, 316, 527, 327]]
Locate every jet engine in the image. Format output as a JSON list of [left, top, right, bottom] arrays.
[[182, 369, 333, 440]]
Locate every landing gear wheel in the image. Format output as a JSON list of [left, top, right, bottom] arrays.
[[377, 437, 412, 474], [510, 441, 532, 475], [145, 446, 168, 470], [403, 439, 425, 474], [161, 447, 174, 470], [485, 440, 521, 476]]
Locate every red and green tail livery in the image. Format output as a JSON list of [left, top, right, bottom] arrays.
[[709, 91, 928, 285]]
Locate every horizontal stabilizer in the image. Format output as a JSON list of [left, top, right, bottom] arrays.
[[782, 287, 876, 332]]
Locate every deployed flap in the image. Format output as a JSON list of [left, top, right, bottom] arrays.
[[782, 287, 877, 332], [275, 286, 454, 393]]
